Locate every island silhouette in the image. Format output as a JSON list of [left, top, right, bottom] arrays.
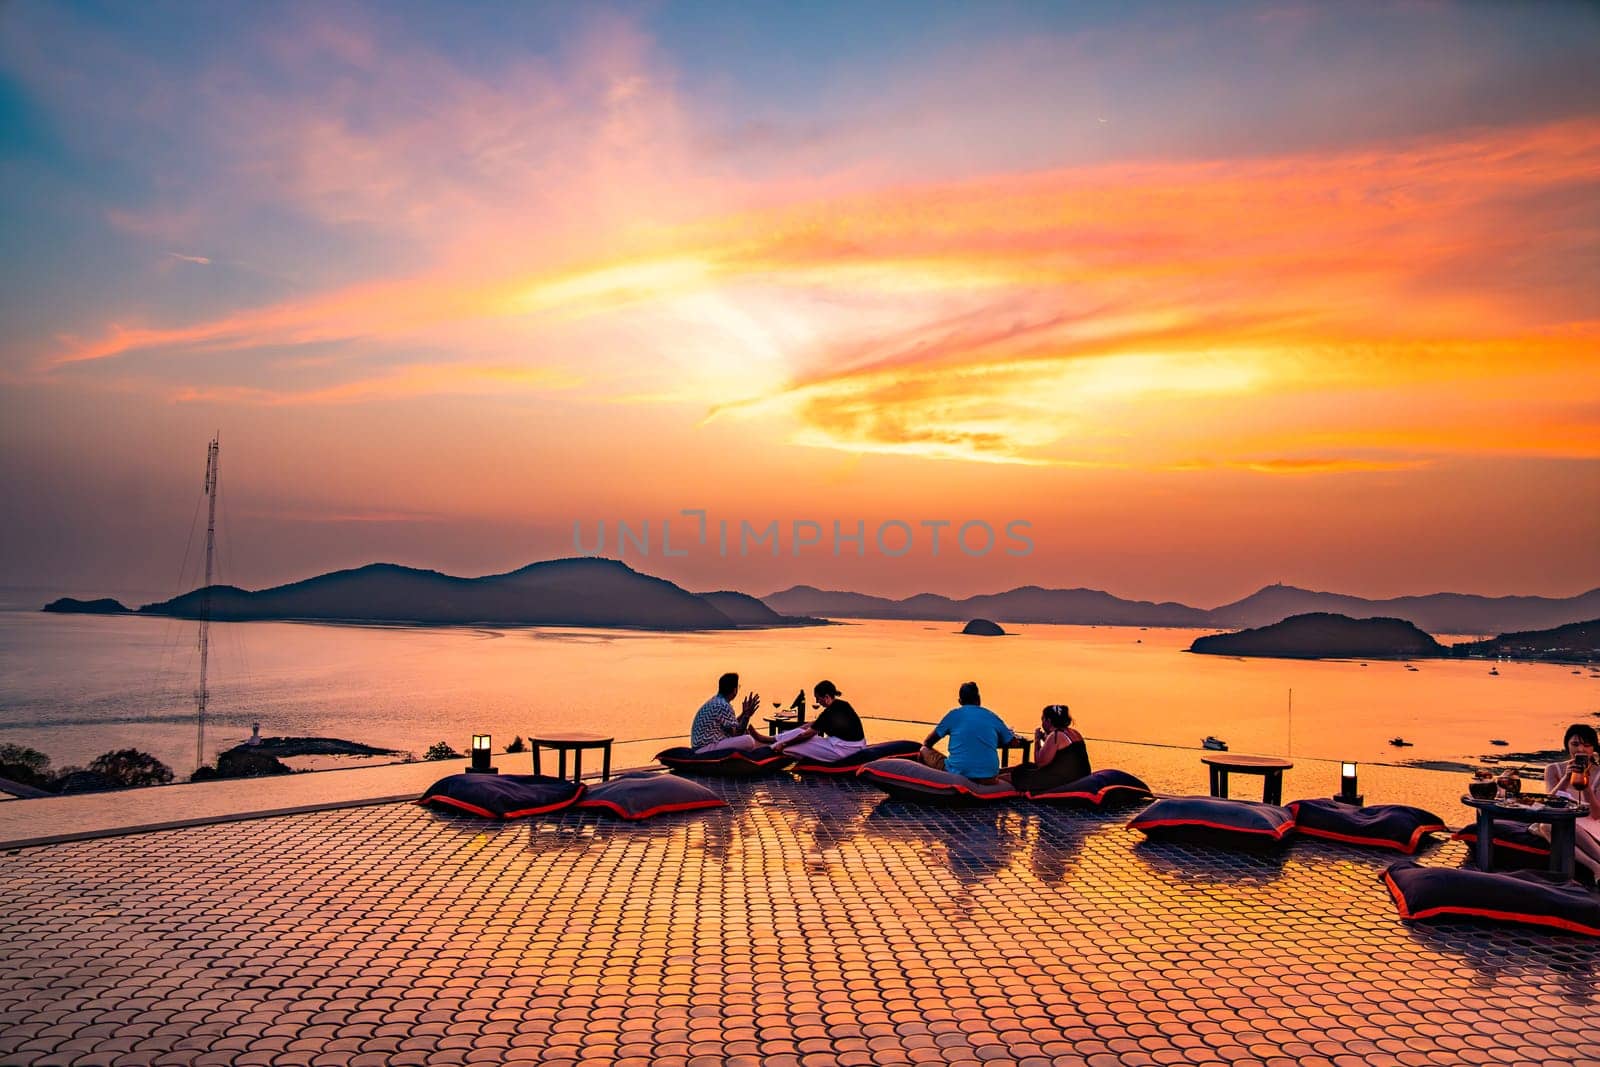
[[1189, 612, 1600, 663], [43, 558, 821, 631], [42, 563, 1600, 640]]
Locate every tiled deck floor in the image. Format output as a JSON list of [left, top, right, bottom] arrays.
[[3, 775, 1598, 1067]]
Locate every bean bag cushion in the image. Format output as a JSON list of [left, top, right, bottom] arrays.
[[1288, 798, 1447, 854], [1129, 796, 1294, 849], [577, 773, 727, 820], [856, 758, 1020, 804], [656, 745, 794, 777], [418, 773, 584, 819], [1382, 861, 1600, 936], [1027, 768, 1152, 807], [1451, 821, 1552, 870], [791, 740, 923, 775]]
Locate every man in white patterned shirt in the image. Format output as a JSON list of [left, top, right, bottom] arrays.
[[691, 672, 762, 752]]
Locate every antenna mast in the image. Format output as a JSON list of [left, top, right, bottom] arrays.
[[196, 436, 219, 771]]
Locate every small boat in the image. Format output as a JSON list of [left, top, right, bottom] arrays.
[[1389, 737, 1413, 747], [1359, 662, 1368, 667], [1202, 736, 1228, 751], [1405, 664, 1419, 672], [1489, 668, 1499, 676], [1489, 739, 1508, 746]]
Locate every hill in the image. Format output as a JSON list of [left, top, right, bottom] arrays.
[[761, 584, 1207, 626], [698, 590, 823, 627], [99, 558, 813, 631], [761, 585, 913, 619], [761, 580, 1600, 634], [1208, 583, 1600, 634], [42, 597, 130, 614], [1451, 618, 1600, 663], [1189, 613, 1447, 659]]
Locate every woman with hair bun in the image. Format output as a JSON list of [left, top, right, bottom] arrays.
[[764, 680, 866, 762], [998, 703, 1087, 792]]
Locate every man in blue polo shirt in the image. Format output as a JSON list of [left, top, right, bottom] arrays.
[[920, 681, 1018, 781]]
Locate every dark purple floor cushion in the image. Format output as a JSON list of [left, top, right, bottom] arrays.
[[417, 773, 584, 819], [1028, 768, 1152, 807], [1452, 821, 1553, 870], [855, 758, 1019, 803], [577, 773, 727, 820], [792, 740, 923, 774], [1129, 796, 1295, 847], [655, 745, 793, 777], [1383, 861, 1600, 936], [1288, 798, 1447, 854]]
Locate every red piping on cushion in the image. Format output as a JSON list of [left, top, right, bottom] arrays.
[[502, 797, 584, 819], [1295, 823, 1446, 854], [1382, 871, 1600, 937], [1030, 783, 1149, 804], [501, 782, 584, 819], [1130, 817, 1293, 840], [793, 761, 862, 774], [578, 797, 727, 820], [858, 766, 1019, 799], [1450, 830, 1550, 856], [419, 795, 498, 819]]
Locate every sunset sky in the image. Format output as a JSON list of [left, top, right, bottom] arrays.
[[2, 1, 1597, 605]]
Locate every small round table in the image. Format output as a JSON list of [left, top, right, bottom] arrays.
[[1203, 754, 1294, 805], [1461, 794, 1588, 881], [528, 732, 614, 783], [767, 717, 804, 737]]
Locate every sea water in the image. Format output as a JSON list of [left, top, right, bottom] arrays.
[[1, 605, 1595, 782]]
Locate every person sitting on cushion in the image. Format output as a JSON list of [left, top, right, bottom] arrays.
[[762, 680, 866, 762], [1535, 723, 1600, 879], [690, 672, 763, 753], [997, 704, 1085, 792], [918, 681, 1018, 783]]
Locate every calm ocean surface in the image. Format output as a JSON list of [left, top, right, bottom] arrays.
[[2, 603, 1597, 793]]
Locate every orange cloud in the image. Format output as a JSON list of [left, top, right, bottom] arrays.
[[41, 115, 1600, 476]]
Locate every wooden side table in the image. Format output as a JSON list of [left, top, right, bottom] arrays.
[[1203, 754, 1294, 805], [529, 732, 615, 783], [1000, 737, 1033, 768]]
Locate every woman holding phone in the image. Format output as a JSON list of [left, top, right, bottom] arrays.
[[1537, 723, 1600, 879]]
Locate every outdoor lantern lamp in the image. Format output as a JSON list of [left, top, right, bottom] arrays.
[[1339, 761, 1362, 805], [470, 733, 498, 775]]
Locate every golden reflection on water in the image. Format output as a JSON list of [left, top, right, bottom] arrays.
[[5, 615, 1597, 782]]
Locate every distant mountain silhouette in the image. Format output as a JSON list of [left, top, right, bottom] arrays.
[[762, 585, 1207, 626], [43, 597, 130, 614], [1208, 583, 1600, 634], [53, 559, 817, 631], [1190, 613, 1447, 659], [761, 586, 911, 618], [697, 590, 823, 627], [1451, 618, 1600, 662], [763, 581, 1600, 633]]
